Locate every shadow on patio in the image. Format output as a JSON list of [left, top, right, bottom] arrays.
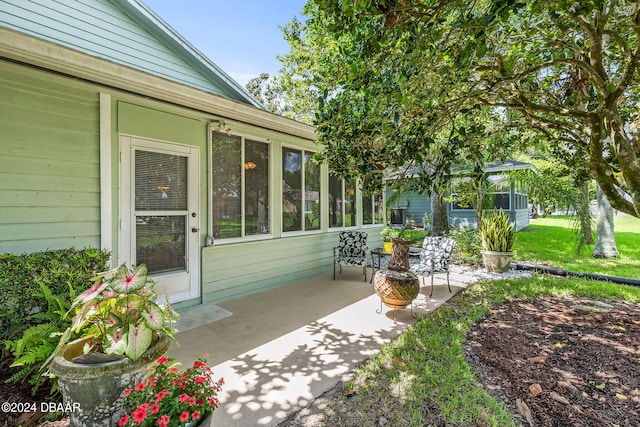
[[168, 267, 473, 426]]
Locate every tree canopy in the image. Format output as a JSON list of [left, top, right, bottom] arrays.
[[278, 0, 640, 218]]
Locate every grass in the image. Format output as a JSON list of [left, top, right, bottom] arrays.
[[318, 214, 640, 426], [514, 215, 640, 278], [323, 277, 640, 426]]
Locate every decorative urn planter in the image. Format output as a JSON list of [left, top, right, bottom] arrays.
[[374, 238, 420, 310], [481, 250, 513, 273], [49, 335, 170, 427]]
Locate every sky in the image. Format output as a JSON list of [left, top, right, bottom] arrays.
[[142, 0, 307, 87]]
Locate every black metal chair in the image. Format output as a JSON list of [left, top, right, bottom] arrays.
[[409, 236, 456, 297], [333, 231, 368, 282]]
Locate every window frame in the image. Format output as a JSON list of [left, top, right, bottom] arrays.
[[281, 145, 321, 235], [208, 128, 272, 244]]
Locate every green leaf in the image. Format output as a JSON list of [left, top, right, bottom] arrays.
[[125, 322, 152, 361]]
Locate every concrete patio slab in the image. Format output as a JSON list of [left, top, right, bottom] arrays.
[[168, 266, 485, 426]]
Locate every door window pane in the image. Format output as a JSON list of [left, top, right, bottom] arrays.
[[304, 153, 320, 231], [212, 132, 242, 238], [135, 151, 187, 211], [136, 216, 185, 274]]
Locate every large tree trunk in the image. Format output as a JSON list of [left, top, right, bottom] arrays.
[[577, 180, 593, 246], [430, 191, 448, 236], [593, 183, 619, 258]]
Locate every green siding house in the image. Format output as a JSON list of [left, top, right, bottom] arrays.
[[0, 0, 384, 309]]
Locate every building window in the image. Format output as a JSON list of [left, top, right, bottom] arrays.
[[329, 174, 356, 228], [211, 131, 270, 239], [282, 148, 320, 232], [362, 178, 384, 225]]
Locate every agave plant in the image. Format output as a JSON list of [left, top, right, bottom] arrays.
[[480, 209, 515, 253], [59, 263, 178, 361]]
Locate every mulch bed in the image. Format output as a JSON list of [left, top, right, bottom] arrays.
[[465, 295, 640, 427]]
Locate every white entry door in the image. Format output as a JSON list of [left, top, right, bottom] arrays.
[[119, 136, 200, 304]]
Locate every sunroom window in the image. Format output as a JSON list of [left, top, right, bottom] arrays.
[[282, 147, 320, 232], [211, 131, 270, 239], [329, 174, 357, 228], [362, 178, 384, 225]]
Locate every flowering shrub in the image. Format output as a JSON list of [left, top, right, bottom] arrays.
[[119, 356, 224, 427]]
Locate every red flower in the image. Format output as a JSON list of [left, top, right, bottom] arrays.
[[179, 393, 190, 403], [193, 360, 206, 368], [180, 411, 190, 422], [156, 415, 170, 426], [132, 405, 148, 424], [194, 376, 207, 384], [123, 388, 133, 397], [155, 389, 169, 402], [157, 356, 169, 364], [191, 410, 201, 420], [169, 367, 179, 374], [135, 381, 146, 391], [118, 414, 129, 426], [150, 404, 160, 414], [187, 397, 197, 406], [148, 377, 157, 387]]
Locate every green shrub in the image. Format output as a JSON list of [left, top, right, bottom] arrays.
[[0, 248, 110, 343], [447, 227, 482, 262], [1, 248, 110, 396]]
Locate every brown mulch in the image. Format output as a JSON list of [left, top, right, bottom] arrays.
[[465, 296, 640, 427]]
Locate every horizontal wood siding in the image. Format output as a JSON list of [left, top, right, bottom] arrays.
[[0, 62, 101, 254], [514, 209, 530, 231], [0, 0, 232, 99], [202, 229, 383, 303]]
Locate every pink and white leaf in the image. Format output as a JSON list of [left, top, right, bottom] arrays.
[[75, 279, 109, 305], [141, 303, 164, 330], [125, 322, 152, 361], [111, 264, 148, 294]]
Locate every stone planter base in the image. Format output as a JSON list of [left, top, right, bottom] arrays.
[[49, 335, 169, 427], [482, 250, 514, 273]]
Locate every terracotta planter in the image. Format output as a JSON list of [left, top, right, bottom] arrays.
[[374, 238, 419, 309], [49, 335, 170, 427], [388, 238, 411, 271], [482, 250, 513, 273], [374, 268, 420, 309]]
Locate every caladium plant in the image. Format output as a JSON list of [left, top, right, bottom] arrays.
[[60, 263, 178, 361]]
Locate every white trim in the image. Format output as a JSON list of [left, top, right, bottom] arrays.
[[99, 93, 113, 260], [0, 28, 316, 141], [119, 136, 201, 302]]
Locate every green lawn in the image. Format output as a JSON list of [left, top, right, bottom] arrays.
[[317, 214, 640, 426], [514, 215, 640, 278]]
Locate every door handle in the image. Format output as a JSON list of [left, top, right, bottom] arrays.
[[191, 227, 199, 233]]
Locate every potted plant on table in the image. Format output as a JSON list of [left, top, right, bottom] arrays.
[[479, 208, 515, 273], [380, 227, 400, 253], [48, 263, 178, 427]]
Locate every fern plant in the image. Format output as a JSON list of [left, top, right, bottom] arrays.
[[4, 281, 76, 395], [480, 209, 515, 252]]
